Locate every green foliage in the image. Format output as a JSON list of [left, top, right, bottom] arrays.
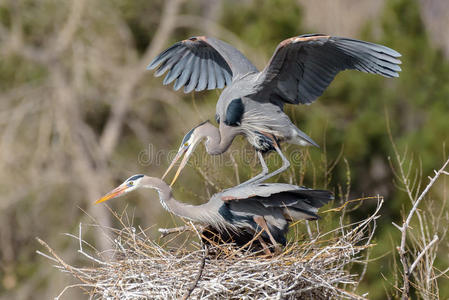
[[221, 0, 302, 50], [111, 0, 165, 53], [0, 55, 47, 90]]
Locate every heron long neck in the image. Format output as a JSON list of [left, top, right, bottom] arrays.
[[141, 176, 215, 223], [200, 122, 238, 155]]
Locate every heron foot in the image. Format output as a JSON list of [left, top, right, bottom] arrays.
[[257, 236, 273, 256]]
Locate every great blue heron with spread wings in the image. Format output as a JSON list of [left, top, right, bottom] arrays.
[[148, 34, 401, 186], [95, 174, 332, 253]]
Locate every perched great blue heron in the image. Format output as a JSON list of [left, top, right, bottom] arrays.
[[148, 34, 401, 186], [95, 174, 332, 253]]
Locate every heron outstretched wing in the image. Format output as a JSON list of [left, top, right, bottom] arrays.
[[148, 36, 257, 93], [253, 34, 401, 105]]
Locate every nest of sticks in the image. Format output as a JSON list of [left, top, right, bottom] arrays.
[[37, 198, 382, 299]]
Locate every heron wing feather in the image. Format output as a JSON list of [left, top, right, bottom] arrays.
[[196, 55, 209, 91], [207, 53, 217, 90], [184, 56, 201, 93], [220, 183, 304, 201], [148, 36, 253, 93], [254, 34, 401, 105]]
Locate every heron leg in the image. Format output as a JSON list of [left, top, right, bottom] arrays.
[[257, 236, 272, 256], [253, 216, 281, 254], [236, 151, 269, 187], [250, 145, 290, 184]]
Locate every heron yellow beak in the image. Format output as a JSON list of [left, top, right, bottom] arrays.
[[95, 185, 128, 204], [161, 145, 188, 180], [162, 144, 195, 187], [170, 148, 192, 186]]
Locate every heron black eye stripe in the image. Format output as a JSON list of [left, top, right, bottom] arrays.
[[181, 128, 195, 144], [127, 174, 144, 182]]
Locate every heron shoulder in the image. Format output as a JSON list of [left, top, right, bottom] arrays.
[[224, 98, 244, 126]]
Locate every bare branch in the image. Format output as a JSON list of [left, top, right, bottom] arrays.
[[400, 158, 449, 237], [408, 235, 439, 275], [100, 0, 185, 157], [158, 224, 205, 238], [53, 0, 87, 55]]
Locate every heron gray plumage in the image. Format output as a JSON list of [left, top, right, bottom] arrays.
[[148, 34, 402, 186], [95, 174, 333, 253]]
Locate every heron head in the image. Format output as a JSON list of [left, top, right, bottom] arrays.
[[162, 121, 209, 186], [95, 174, 144, 204]]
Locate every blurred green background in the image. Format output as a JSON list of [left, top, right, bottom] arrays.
[[0, 0, 448, 299]]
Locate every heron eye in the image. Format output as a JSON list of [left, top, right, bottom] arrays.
[[127, 181, 134, 187], [184, 142, 188, 147]]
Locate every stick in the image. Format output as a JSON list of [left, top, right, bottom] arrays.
[[36, 237, 91, 285], [181, 246, 208, 300], [408, 235, 439, 275], [158, 224, 205, 238]]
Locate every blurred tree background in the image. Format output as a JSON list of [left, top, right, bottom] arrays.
[[0, 0, 448, 299]]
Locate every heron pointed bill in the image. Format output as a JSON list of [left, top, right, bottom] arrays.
[[161, 145, 188, 180], [170, 143, 196, 186], [95, 185, 128, 204]]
